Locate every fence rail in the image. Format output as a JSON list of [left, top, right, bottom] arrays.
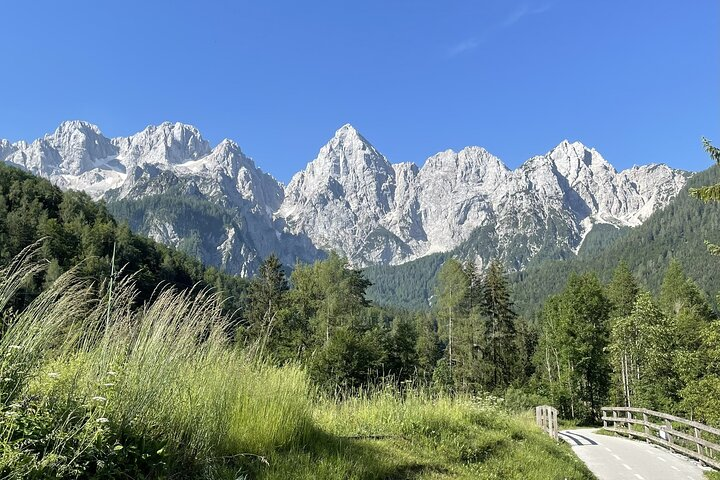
[[536, 405, 558, 441], [601, 406, 720, 470]]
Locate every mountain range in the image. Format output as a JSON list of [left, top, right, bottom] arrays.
[[0, 121, 690, 276]]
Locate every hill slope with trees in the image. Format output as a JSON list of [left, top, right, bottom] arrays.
[[0, 163, 248, 313], [365, 164, 720, 317]]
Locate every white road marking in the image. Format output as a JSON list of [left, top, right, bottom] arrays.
[[655, 456, 666, 462], [612, 454, 621, 460], [623, 463, 632, 470], [671, 465, 680, 471], [604, 447, 612, 452], [634, 474, 644, 480]]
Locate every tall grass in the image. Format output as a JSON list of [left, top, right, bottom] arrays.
[[0, 249, 594, 479], [0, 249, 311, 478]]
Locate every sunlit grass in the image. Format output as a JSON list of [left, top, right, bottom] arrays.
[[0, 248, 595, 479]]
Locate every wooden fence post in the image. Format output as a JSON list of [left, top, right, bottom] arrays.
[[665, 419, 674, 445], [643, 411, 650, 443], [613, 409, 618, 430]]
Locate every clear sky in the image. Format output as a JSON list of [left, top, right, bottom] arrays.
[[0, 0, 717, 183]]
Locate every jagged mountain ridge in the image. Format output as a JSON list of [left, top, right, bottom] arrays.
[[280, 124, 689, 269], [1, 121, 690, 275], [0, 120, 319, 276]]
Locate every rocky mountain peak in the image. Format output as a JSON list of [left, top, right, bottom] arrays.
[[312, 124, 393, 179], [51, 120, 104, 138], [113, 121, 211, 166], [280, 128, 690, 267], [37, 120, 117, 175], [201, 138, 268, 185], [547, 139, 616, 177], [421, 147, 509, 183]]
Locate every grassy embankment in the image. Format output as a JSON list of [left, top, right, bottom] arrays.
[[0, 248, 593, 479]]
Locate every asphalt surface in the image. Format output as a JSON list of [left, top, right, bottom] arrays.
[[560, 428, 710, 480]]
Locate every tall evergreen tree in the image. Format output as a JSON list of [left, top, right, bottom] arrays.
[[481, 260, 518, 391], [415, 312, 442, 381], [607, 261, 639, 319], [659, 259, 713, 349], [244, 254, 289, 338]]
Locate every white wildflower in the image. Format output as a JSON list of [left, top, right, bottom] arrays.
[[47, 372, 60, 379], [107, 371, 117, 376], [92, 396, 107, 403], [8, 345, 21, 350], [103, 383, 115, 387], [96, 417, 110, 424]]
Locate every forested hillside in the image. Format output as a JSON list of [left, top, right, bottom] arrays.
[[513, 164, 720, 316], [107, 190, 248, 271], [366, 164, 720, 316], [0, 163, 247, 313]]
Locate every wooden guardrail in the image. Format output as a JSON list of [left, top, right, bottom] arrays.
[[536, 405, 558, 441], [601, 406, 720, 470]]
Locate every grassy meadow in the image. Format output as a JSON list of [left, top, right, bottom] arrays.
[[0, 248, 593, 479]]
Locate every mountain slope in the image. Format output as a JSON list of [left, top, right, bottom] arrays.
[[0, 162, 247, 313], [365, 165, 720, 315]]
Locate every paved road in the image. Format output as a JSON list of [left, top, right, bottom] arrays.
[[560, 428, 710, 480]]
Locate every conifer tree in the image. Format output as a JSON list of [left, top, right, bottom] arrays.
[[481, 260, 518, 390], [690, 138, 720, 255], [607, 261, 639, 319], [415, 313, 442, 381], [245, 253, 289, 337]]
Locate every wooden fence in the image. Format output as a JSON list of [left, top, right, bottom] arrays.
[[536, 405, 558, 441], [601, 406, 720, 470]]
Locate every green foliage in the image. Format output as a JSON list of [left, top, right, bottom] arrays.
[[577, 224, 631, 257], [364, 252, 447, 310], [610, 292, 678, 411], [680, 319, 720, 425], [607, 261, 640, 318], [0, 163, 248, 315], [244, 253, 289, 339], [535, 273, 611, 422], [513, 164, 720, 317], [0, 250, 595, 479], [481, 260, 519, 390], [0, 252, 312, 479], [430, 259, 530, 393], [689, 138, 720, 202]]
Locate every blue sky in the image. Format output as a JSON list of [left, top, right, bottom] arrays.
[[0, 0, 717, 182]]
